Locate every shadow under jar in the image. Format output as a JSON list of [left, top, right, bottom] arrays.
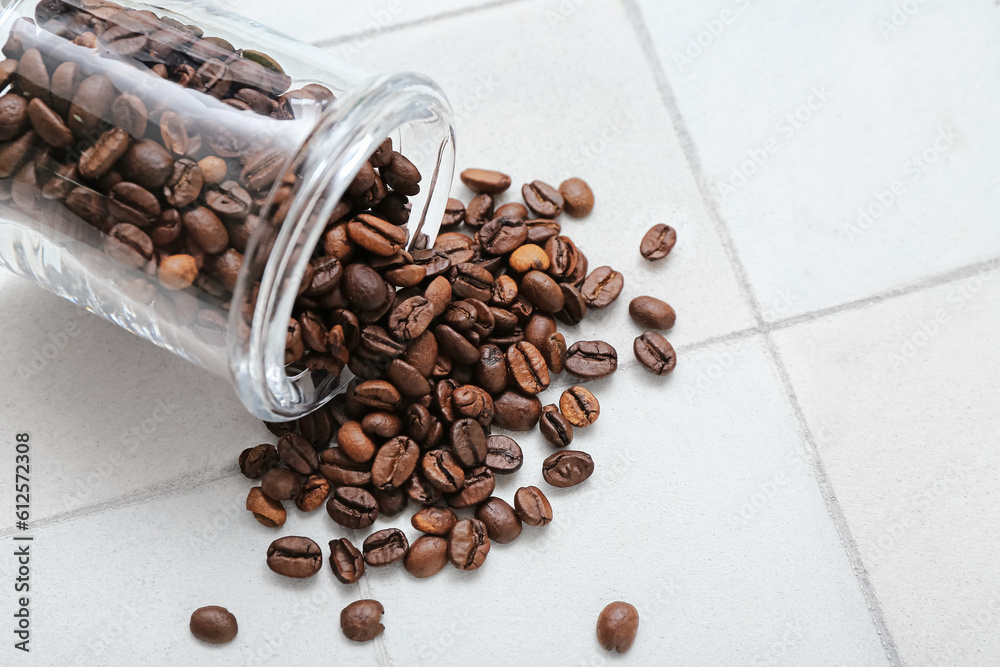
[[0, 0, 455, 420]]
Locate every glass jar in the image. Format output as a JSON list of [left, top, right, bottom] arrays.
[[0, 0, 455, 420]]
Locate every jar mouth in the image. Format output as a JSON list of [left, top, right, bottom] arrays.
[[228, 71, 455, 422]]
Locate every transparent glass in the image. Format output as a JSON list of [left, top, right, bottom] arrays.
[[0, 0, 455, 420]]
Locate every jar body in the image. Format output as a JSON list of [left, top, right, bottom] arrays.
[[0, 0, 454, 420]]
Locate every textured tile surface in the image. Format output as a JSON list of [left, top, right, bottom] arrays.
[[635, 0, 1000, 319], [774, 265, 1000, 666]]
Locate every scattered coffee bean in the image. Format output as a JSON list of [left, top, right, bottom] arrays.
[[404, 535, 449, 578], [634, 331, 676, 375], [542, 450, 594, 487], [485, 434, 524, 474], [327, 486, 379, 529], [628, 296, 676, 330], [239, 444, 279, 479], [363, 528, 409, 567], [475, 497, 522, 544], [260, 467, 301, 501], [539, 406, 574, 447], [411, 506, 458, 535], [559, 178, 594, 217], [295, 474, 330, 512], [522, 180, 564, 218], [640, 224, 677, 260], [246, 487, 286, 527], [560, 386, 600, 427], [329, 537, 365, 584], [448, 518, 491, 571], [565, 340, 618, 380], [340, 600, 385, 642], [460, 168, 511, 194], [266, 536, 322, 578], [596, 602, 639, 653], [514, 486, 553, 527], [190, 606, 238, 645]]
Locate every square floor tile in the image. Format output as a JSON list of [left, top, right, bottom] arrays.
[[774, 266, 1000, 665], [636, 0, 1000, 319], [0, 274, 268, 525], [336, 0, 758, 348]]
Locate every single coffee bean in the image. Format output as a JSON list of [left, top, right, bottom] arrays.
[[198, 156, 227, 185], [423, 275, 452, 317], [514, 486, 553, 526], [68, 74, 115, 136], [434, 324, 480, 365], [381, 150, 421, 195], [565, 340, 618, 380], [0, 93, 29, 143], [451, 262, 495, 302], [526, 218, 561, 244], [483, 434, 523, 475], [112, 93, 148, 138], [285, 317, 305, 364], [387, 359, 431, 398], [190, 606, 238, 645], [329, 537, 365, 584], [634, 331, 676, 375], [495, 202, 529, 220], [559, 177, 594, 217], [337, 420, 377, 463], [266, 536, 322, 578], [447, 466, 496, 509], [581, 266, 624, 309], [326, 486, 379, 529], [422, 449, 465, 493], [555, 284, 588, 326], [442, 197, 466, 227], [448, 518, 491, 571], [246, 487, 286, 527], [354, 380, 402, 411], [542, 450, 594, 488], [295, 408, 334, 448], [640, 223, 677, 260], [411, 507, 458, 535], [182, 207, 228, 254], [543, 332, 567, 374], [260, 467, 301, 501], [343, 263, 388, 312], [121, 139, 174, 189], [492, 390, 542, 431], [544, 235, 579, 280], [207, 181, 253, 223], [239, 444, 280, 479], [451, 384, 495, 427], [506, 341, 550, 394], [363, 528, 409, 567], [520, 270, 565, 313], [348, 213, 407, 256], [361, 411, 403, 439], [48, 61, 80, 117], [522, 180, 564, 218], [156, 253, 197, 291], [372, 485, 408, 516], [450, 418, 487, 467], [560, 385, 600, 427], [475, 497, 522, 544], [629, 296, 676, 330], [465, 193, 494, 227], [340, 600, 384, 642], [597, 602, 640, 653], [389, 295, 434, 342], [442, 300, 477, 331], [109, 182, 161, 228], [371, 436, 420, 490], [16, 48, 49, 100], [27, 98, 73, 148], [104, 223, 153, 268], [509, 244, 550, 273], [319, 447, 371, 487], [277, 433, 318, 475], [460, 168, 511, 194], [79, 127, 130, 180], [477, 216, 527, 256], [404, 535, 449, 578], [406, 472, 444, 506], [295, 474, 330, 512], [540, 407, 574, 447], [474, 344, 507, 394]]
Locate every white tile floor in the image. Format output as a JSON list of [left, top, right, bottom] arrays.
[[1, 0, 998, 665]]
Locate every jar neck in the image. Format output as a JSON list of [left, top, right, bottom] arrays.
[[229, 71, 455, 422]]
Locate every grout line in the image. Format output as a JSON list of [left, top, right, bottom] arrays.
[[621, 0, 765, 327], [311, 0, 530, 49], [621, 1, 902, 663], [0, 467, 240, 537]]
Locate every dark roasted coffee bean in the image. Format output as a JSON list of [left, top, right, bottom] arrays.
[[520, 270, 565, 313], [27, 98, 72, 148], [465, 193, 493, 228], [542, 450, 594, 487], [460, 168, 511, 194], [405, 403, 434, 443], [565, 340, 618, 380], [260, 467, 301, 501], [387, 359, 431, 398], [277, 432, 318, 475], [121, 139, 174, 189], [343, 263, 387, 311], [303, 255, 342, 297], [104, 223, 153, 268], [266, 536, 322, 578], [69, 74, 115, 136], [442, 300, 477, 331], [363, 528, 409, 567], [246, 486, 285, 527], [514, 486, 553, 526], [241, 148, 285, 191], [581, 266, 624, 308], [182, 206, 228, 253], [388, 295, 434, 342], [640, 223, 677, 260], [450, 418, 487, 467], [362, 411, 403, 438], [337, 420, 377, 463], [474, 344, 507, 394], [239, 443, 279, 479], [629, 297, 676, 330], [411, 248, 451, 280], [492, 390, 542, 431], [298, 311, 328, 353], [544, 235, 578, 280], [404, 535, 448, 578], [326, 486, 379, 529], [452, 385, 495, 427], [435, 232, 476, 265], [354, 380, 402, 410], [381, 150, 421, 195], [411, 506, 458, 536], [477, 216, 527, 256], [526, 218, 561, 245], [485, 435, 523, 474], [434, 379, 459, 422], [0, 93, 29, 142], [163, 159, 203, 208], [329, 537, 365, 584], [328, 309, 361, 349], [112, 93, 148, 138], [597, 602, 640, 653], [434, 324, 480, 365], [406, 471, 444, 506], [558, 177, 594, 217], [555, 283, 588, 325], [522, 180, 564, 218], [560, 386, 600, 427], [79, 127, 130, 180], [340, 600, 384, 642], [634, 331, 677, 375], [190, 606, 238, 644], [442, 197, 466, 227], [402, 329, 438, 377], [475, 497, 522, 544], [108, 182, 160, 228], [422, 449, 465, 493], [451, 262, 494, 302], [371, 436, 420, 490], [295, 474, 330, 512], [448, 518, 490, 571], [506, 341, 550, 394], [319, 447, 371, 487], [543, 332, 567, 374], [447, 465, 495, 509], [496, 202, 529, 219], [359, 324, 406, 360], [16, 48, 49, 100], [540, 407, 574, 448], [206, 181, 252, 222], [349, 213, 407, 257]]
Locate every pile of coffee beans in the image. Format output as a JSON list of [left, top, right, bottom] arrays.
[[1, 0, 425, 385]]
